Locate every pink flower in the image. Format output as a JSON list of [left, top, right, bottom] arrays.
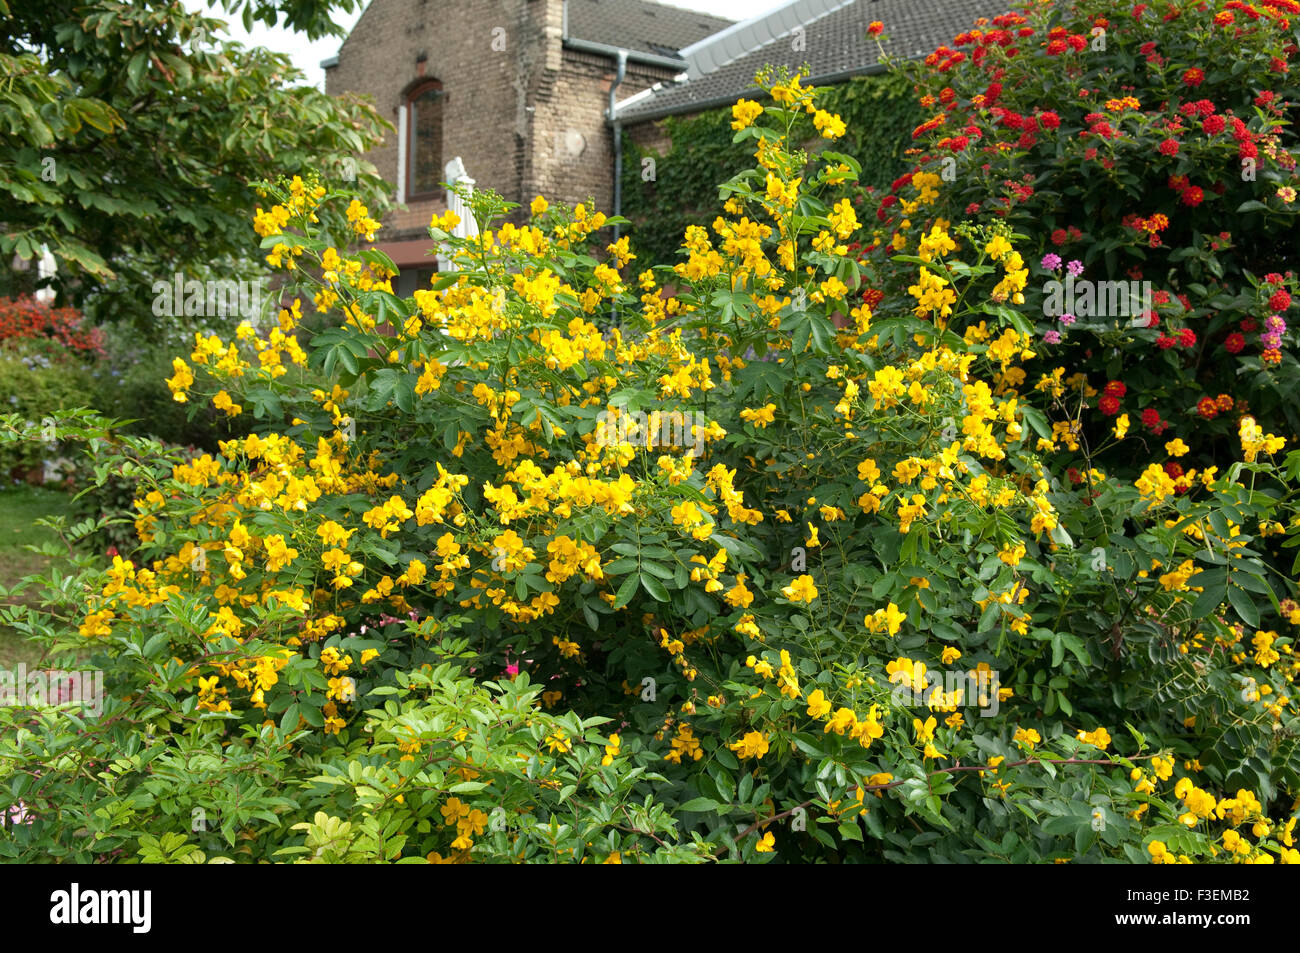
[[1043, 329, 1061, 344]]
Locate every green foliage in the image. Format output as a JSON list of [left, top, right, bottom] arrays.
[[0, 339, 99, 480], [2, 44, 1299, 865], [621, 71, 922, 265], [875, 0, 1300, 471], [0, 0, 391, 328]]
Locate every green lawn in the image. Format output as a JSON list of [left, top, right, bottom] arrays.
[[0, 484, 79, 669]]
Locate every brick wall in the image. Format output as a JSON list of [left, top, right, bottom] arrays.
[[326, 0, 681, 238], [326, 0, 558, 241], [528, 51, 676, 215]]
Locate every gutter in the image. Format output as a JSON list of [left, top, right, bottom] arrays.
[[608, 48, 628, 325], [561, 36, 687, 73], [613, 60, 891, 125], [609, 49, 628, 242]]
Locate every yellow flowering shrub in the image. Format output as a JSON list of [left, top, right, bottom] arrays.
[[3, 70, 1299, 865]]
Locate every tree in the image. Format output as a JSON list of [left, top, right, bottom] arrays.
[[0, 0, 389, 326]]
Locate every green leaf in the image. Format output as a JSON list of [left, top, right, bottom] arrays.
[[1226, 584, 1260, 630], [612, 573, 640, 610], [640, 572, 670, 602], [678, 797, 720, 813]]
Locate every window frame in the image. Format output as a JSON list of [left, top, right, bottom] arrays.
[[404, 78, 445, 203]]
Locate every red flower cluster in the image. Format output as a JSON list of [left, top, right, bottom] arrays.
[[1044, 27, 1088, 55], [1197, 394, 1234, 419], [0, 296, 105, 357], [1099, 380, 1127, 415], [1167, 173, 1205, 206], [924, 46, 967, 72], [1141, 407, 1168, 435]]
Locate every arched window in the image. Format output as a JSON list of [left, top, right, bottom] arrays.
[[405, 79, 444, 201]]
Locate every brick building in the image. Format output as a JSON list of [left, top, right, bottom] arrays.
[[324, 0, 1008, 293], [323, 0, 731, 294]]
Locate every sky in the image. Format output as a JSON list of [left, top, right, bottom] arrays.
[[187, 0, 781, 90]]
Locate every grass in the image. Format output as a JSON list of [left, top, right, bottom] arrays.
[[0, 483, 80, 669]]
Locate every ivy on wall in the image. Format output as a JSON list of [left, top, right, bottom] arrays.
[[619, 70, 924, 265]]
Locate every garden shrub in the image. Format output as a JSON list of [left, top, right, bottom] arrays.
[[867, 0, 1299, 480], [0, 334, 100, 482], [2, 62, 1299, 864], [622, 71, 923, 266]]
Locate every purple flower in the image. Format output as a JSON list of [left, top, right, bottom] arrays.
[[1041, 253, 1062, 271], [1060, 313, 1076, 326], [1066, 259, 1085, 277], [1043, 329, 1061, 344], [1262, 331, 1282, 349], [1266, 314, 1286, 334]]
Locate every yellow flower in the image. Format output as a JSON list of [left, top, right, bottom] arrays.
[[1076, 726, 1111, 750], [812, 109, 846, 139], [740, 403, 777, 428], [781, 574, 819, 603], [1013, 726, 1041, 750], [731, 98, 764, 130], [865, 602, 907, 636], [913, 716, 937, 743], [806, 688, 832, 720], [530, 195, 548, 217], [755, 830, 776, 852], [729, 730, 770, 759]]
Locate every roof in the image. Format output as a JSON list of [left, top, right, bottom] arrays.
[[564, 0, 734, 59], [615, 0, 1011, 123]]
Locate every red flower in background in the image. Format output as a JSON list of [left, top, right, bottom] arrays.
[[1269, 289, 1292, 312], [1182, 67, 1205, 86], [1158, 138, 1180, 156], [1099, 395, 1120, 415], [1224, 332, 1246, 353], [0, 296, 105, 357], [1104, 380, 1127, 398], [1202, 114, 1226, 134]]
